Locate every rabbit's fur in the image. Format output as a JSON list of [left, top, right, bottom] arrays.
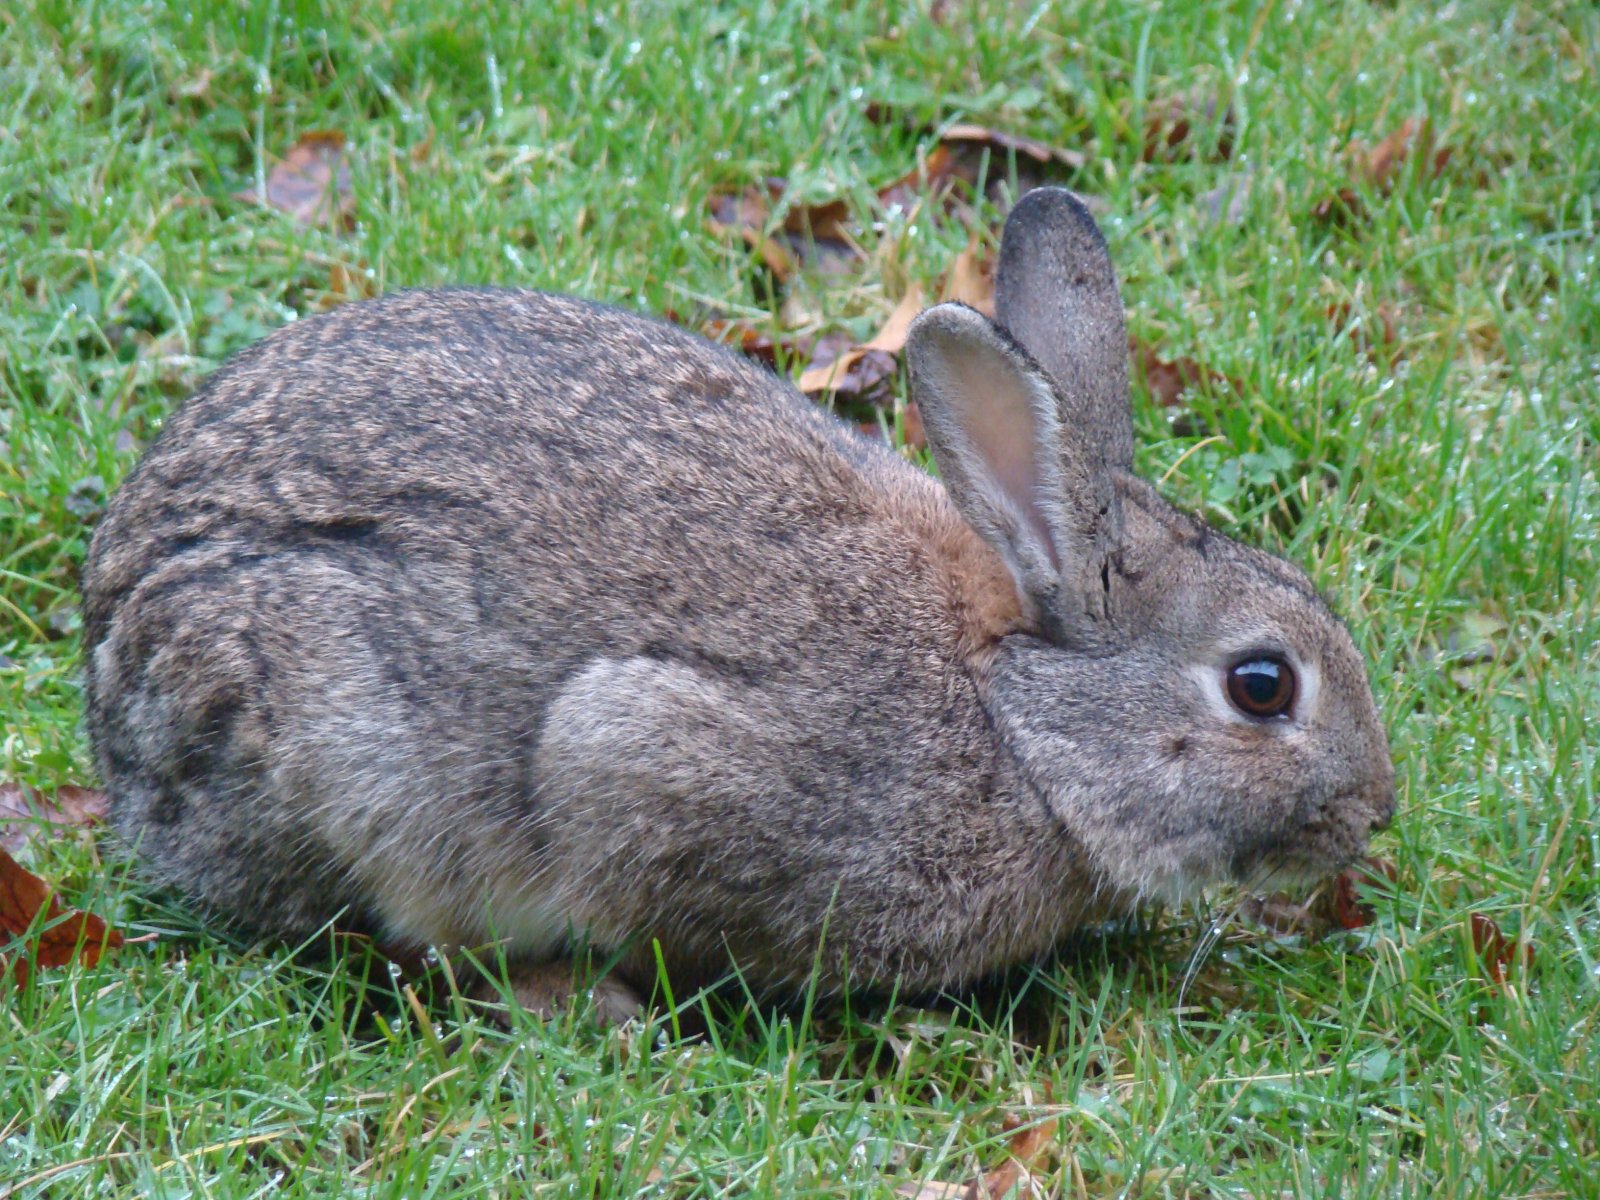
[[83, 190, 1394, 1011]]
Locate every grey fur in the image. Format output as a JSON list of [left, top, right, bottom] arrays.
[[82, 189, 1394, 1006]]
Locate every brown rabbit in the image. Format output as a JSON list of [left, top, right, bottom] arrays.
[[82, 188, 1394, 1020]]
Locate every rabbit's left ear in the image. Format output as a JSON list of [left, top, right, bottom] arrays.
[[907, 304, 1117, 644]]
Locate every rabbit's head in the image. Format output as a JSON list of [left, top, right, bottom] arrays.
[[907, 188, 1394, 904]]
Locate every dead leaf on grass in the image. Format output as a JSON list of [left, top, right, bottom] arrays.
[[235, 131, 355, 230], [898, 1111, 1065, 1199], [941, 237, 996, 317], [0, 783, 109, 856], [707, 180, 860, 282], [0, 847, 128, 988], [1129, 337, 1239, 407], [1241, 858, 1399, 939], [662, 310, 815, 373], [798, 283, 924, 398], [878, 126, 1085, 219], [701, 316, 784, 366], [322, 261, 378, 310], [940, 123, 1087, 171], [1469, 912, 1534, 989], [1325, 301, 1400, 361], [1141, 93, 1235, 163], [1312, 117, 1453, 223]]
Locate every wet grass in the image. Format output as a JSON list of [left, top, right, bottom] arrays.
[[2, 1, 1597, 1195]]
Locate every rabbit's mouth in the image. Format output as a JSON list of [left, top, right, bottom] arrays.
[[1233, 856, 1348, 896], [1224, 784, 1389, 893], [1231, 839, 1372, 896]]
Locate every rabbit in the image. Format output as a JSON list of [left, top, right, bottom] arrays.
[[81, 188, 1395, 1021]]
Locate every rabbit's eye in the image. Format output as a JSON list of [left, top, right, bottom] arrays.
[[1226, 657, 1296, 719]]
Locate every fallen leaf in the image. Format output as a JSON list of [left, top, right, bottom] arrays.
[[662, 310, 816, 373], [900, 400, 927, 451], [326, 261, 377, 308], [877, 143, 972, 216], [898, 1111, 1064, 1200], [1363, 117, 1451, 190], [877, 126, 1085, 219], [0, 847, 127, 988], [1129, 337, 1238, 407], [942, 237, 996, 317], [0, 783, 110, 856], [799, 283, 925, 399], [1141, 93, 1235, 163], [1312, 117, 1453, 222], [700, 316, 793, 368], [940, 123, 1087, 171], [707, 180, 859, 282], [1243, 858, 1398, 938], [1322, 857, 1398, 931], [1325, 301, 1400, 361], [1469, 912, 1534, 988], [235, 131, 355, 230]]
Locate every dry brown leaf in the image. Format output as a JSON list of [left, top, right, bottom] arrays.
[[707, 185, 798, 281], [323, 261, 378, 310], [941, 123, 1087, 171], [898, 1112, 1065, 1200], [0, 783, 109, 856], [1469, 912, 1534, 988], [878, 126, 1084, 220], [235, 131, 355, 229], [1325, 301, 1400, 361], [877, 143, 973, 215], [1362, 117, 1451, 189], [1312, 117, 1453, 222], [661, 310, 816, 373], [967, 1115, 1060, 1199], [1243, 858, 1399, 939], [1141, 93, 1235, 163], [1129, 337, 1238, 407], [799, 283, 924, 397], [700, 317, 795, 369], [900, 400, 927, 451], [1318, 857, 1398, 932], [0, 847, 126, 988], [707, 180, 860, 282], [942, 238, 996, 317]]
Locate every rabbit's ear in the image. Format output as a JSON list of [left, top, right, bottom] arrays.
[[995, 188, 1133, 540], [907, 303, 1117, 642]]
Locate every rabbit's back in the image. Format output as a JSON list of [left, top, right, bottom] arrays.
[[83, 290, 1059, 983]]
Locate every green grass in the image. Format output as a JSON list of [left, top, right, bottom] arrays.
[[2, 0, 1597, 1195]]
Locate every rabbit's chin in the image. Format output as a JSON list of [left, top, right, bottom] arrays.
[[1105, 846, 1356, 910]]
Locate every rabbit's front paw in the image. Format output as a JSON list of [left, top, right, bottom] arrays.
[[473, 959, 643, 1027]]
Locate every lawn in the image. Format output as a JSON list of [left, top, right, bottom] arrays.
[[2, 1, 1597, 1196]]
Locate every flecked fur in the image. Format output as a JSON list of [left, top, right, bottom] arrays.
[[83, 189, 1394, 1005]]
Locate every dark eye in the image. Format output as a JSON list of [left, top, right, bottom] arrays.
[[1226, 657, 1296, 719]]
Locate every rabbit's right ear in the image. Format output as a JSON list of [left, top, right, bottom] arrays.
[[907, 304, 1116, 643], [994, 188, 1134, 490]]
